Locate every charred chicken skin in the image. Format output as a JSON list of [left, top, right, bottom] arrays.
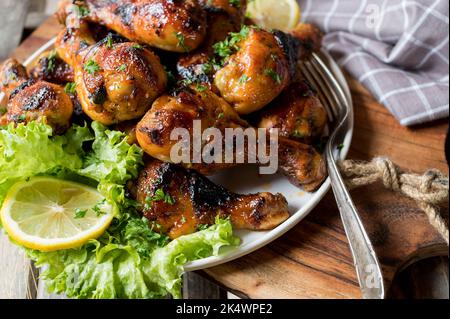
[[257, 81, 327, 144], [135, 159, 290, 239], [80, 0, 207, 53], [136, 86, 327, 191], [29, 51, 75, 84], [55, 6, 168, 125], [0, 59, 74, 133], [199, 0, 247, 17]]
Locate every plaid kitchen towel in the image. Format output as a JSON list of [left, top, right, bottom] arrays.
[[299, 0, 449, 126]]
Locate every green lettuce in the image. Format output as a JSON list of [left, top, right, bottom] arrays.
[[27, 217, 238, 299], [0, 122, 239, 298], [80, 121, 143, 185]]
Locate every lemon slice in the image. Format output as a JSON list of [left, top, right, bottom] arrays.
[[246, 0, 301, 32], [0, 177, 113, 252]]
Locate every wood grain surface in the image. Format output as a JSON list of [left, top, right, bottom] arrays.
[[0, 17, 448, 299]]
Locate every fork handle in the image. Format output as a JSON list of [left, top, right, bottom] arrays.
[[327, 157, 385, 299]]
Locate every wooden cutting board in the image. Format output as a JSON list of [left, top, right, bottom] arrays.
[[0, 17, 448, 299]]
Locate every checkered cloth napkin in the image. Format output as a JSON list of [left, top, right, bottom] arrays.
[[298, 0, 449, 126]]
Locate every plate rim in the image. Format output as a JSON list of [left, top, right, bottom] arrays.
[[2, 38, 354, 272]]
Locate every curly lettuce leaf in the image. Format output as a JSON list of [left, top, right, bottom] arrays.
[[27, 218, 239, 299], [75, 122, 143, 216], [80, 121, 143, 185]]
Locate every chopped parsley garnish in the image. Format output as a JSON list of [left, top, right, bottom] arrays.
[[73, 5, 90, 18], [117, 64, 127, 72], [337, 143, 345, 150], [154, 188, 175, 204], [174, 32, 190, 52], [197, 224, 210, 231], [144, 188, 175, 210], [264, 68, 281, 84], [84, 59, 100, 74], [46, 50, 57, 72], [106, 34, 114, 49], [179, 78, 194, 87], [213, 25, 251, 61], [124, 217, 169, 256], [163, 66, 176, 86], [180, 216, 187, 223], [64, 82, 77, 94], [178, 78, 209, 92], [196, 84, 207, 92], [149, 221, 163, 232], [292, 130, 305, 139], [229, 0, 241, 7], [202, 59, 221, 74], [18, 114, 26, 122], [92, 199, 106, 216], [74, 208, 87, 219], [238, 74, 249, 84], [217, 113, 224, 119], [132, 43, 143, 49]]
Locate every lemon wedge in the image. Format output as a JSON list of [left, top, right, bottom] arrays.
[[246, 0, 301, 32], [0, 177, 113, 252]]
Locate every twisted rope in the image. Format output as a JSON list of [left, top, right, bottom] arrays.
[[339, 157, 449, 244]]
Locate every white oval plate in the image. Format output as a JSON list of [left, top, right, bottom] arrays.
[[1, 38, 353, 272]]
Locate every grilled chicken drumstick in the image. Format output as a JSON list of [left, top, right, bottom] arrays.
[[55, 4, 168, 125], [134, 159, 290, 239], [72, 0, 208, 53], [214, 23, 323, 114], [136, 86, 326, 191], [0, 59, 73, 133]]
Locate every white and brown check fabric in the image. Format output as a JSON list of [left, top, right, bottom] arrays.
[[298, 0, 449, 126]]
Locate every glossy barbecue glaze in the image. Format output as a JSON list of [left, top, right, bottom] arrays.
[[213, 23, 323, 115], [214, 27, 291, 115]]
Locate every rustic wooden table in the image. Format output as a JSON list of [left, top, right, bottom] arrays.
[[1, 18, 448, 299]]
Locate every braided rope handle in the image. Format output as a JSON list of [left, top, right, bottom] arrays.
[[338, 157, 449, 244]]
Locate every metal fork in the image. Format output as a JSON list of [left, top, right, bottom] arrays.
[[299, 53, 385, 299]]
